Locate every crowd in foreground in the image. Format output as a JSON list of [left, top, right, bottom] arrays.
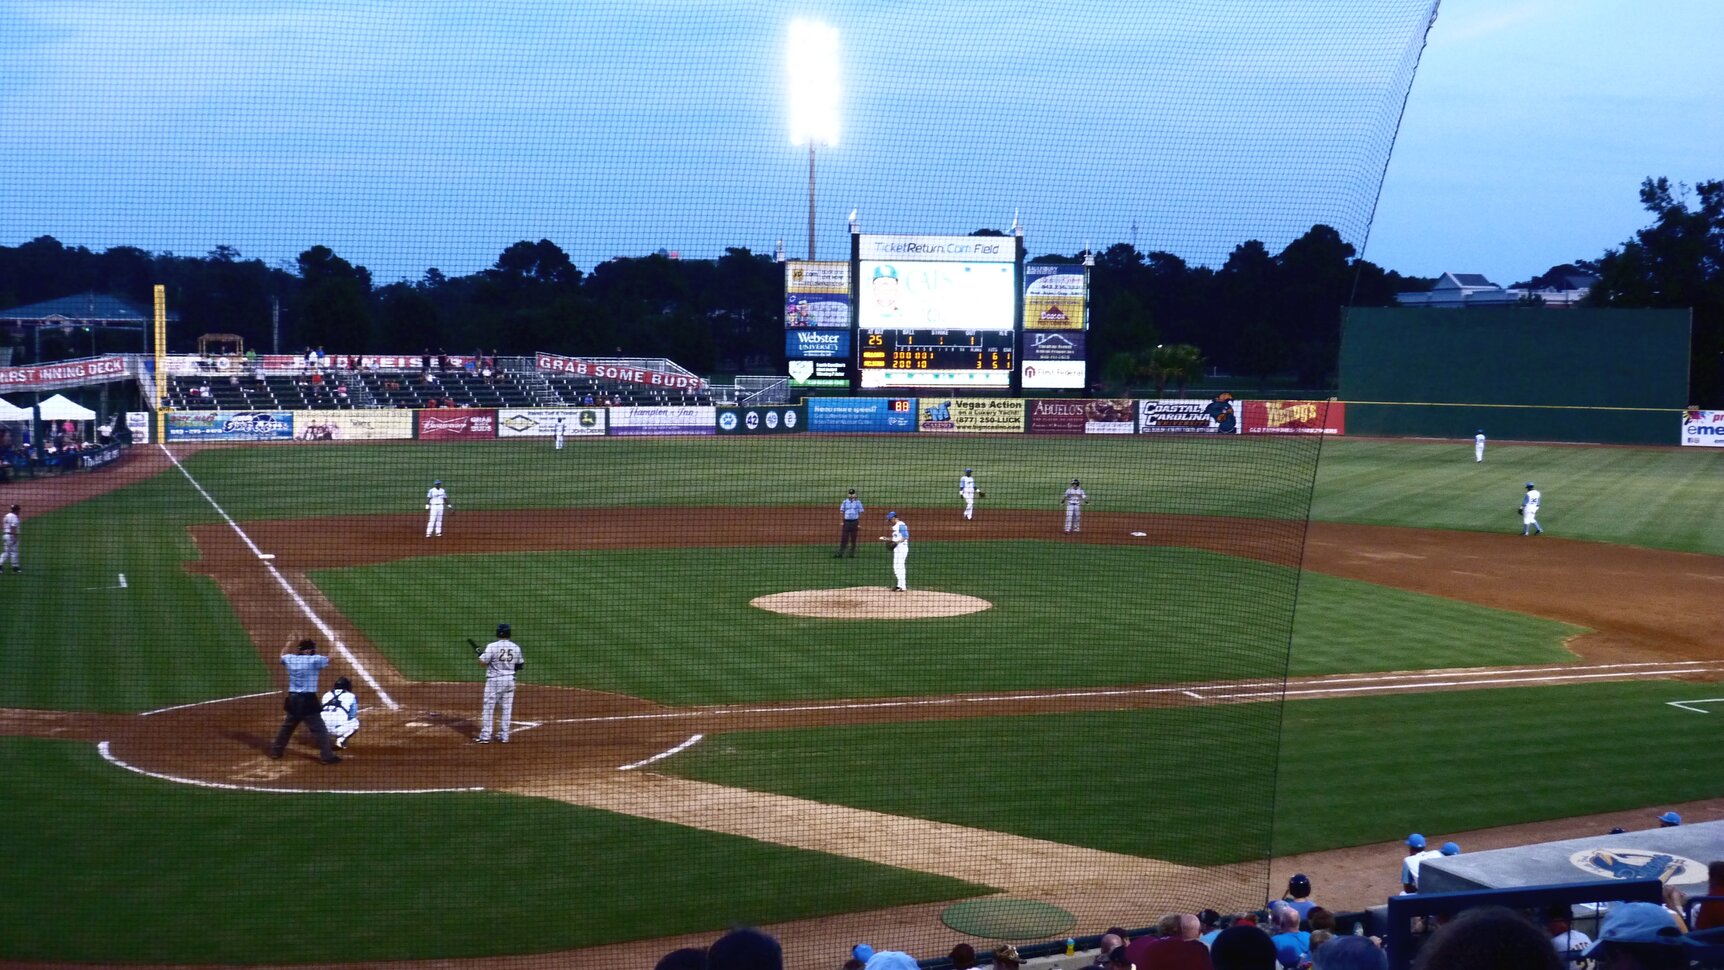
[[653, 858, 1724, 970]]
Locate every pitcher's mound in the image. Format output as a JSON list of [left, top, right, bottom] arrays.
[[752, 587, 993, 619]]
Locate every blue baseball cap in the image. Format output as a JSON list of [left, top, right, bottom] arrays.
[[1407, 833, 1426, 849], [852, 944, 874, 962], [1526, 482, 1535, 488], [1659, 811, 1682, 826], [1441, 841, 1460, 856], [886, 511, 897, 519], [434, 479, 442, 485], [1583, 902, 1693, 957]]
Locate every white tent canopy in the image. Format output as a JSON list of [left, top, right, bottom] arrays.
[[35, 394, 97, 421], [0, 397, 33, 421]]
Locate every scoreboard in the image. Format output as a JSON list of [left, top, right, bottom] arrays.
[[858, 328, 1015, 388]]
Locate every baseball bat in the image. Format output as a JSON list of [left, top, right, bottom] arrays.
[[467, 637, 482, 655]]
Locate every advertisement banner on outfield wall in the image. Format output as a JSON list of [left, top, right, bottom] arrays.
[[1681, 409, 1724, 446], [417, 409, 497, 440], [292, 410, 414, 441], [917, 398, 1025, 433], [716, 405, 805, 435], [167, 411, 295, 441], [125, 411, 151, 443], [609, 406, 716, 436], [806, 397, 918, 433], [1240, 400, 1346, 435], [1027, 398, 1137, 434], [1137, 397, 1242, 433], [497, 408, 607, 437], [534, 352, 708, 391]]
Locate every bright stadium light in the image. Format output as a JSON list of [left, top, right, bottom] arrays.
[[787, 19, 840, 259]]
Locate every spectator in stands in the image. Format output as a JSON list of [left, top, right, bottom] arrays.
[[1410, 906, 1561, 970], [1283, 874, 1318, 920], [1401, 833, 1442, 893], [1088, 934, 1125, 969], [948, 943, 976, 970], [304, 346, 317, 371], [310, 371, 324, 387], [421, 349, 433, 373], [1663, 884, 1691, 932], [315, 346, 327, 368], [1308, 930, 1333, 956], [1311, 936, 1384, 970], [706, 927, 781, 970], [991, 944, 1021, 970], [1307, 908, 1336, 935], [1211, 925, 1277, 970], [1691, 861, 1724, 930], [1582, 901, 1695, 970], [1125, 914, 1209, 970], [1546, 904, 1592, 961], [581, 391, 596, 406], [1270, 903, 1312, 964], [438, 349, 451, 371], [655, 947, 707, 970], [1198, 911, 1224, 947]]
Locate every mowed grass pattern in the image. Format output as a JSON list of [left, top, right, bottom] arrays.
[[0, 737, 986, 964], [311, 544, 1577, 705], [666, 681, 1724, 866]]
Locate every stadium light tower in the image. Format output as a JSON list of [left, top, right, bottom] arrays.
[[787, 19, 840, 260]]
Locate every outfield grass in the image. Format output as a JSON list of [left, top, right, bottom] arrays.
[[1311, 438, 1724, 554], [0, 736, 986, 964], [311, 544, 1578, 705], [665, 680, 1724, 866]]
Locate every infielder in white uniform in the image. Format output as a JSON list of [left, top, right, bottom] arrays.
[[1062, 479, 1088, 533], [1474, 430, 1486, 462], [424, 479, 449, 537], [475, 622, 524, 743], [0, 504, 19, 573], [959, 468, 977, 520], [319, 676, 360, 749], [554, 416, 566, 451], [1520, 482, 1543, 536], [885, 511, 910, 591]]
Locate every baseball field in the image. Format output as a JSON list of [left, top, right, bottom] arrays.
[[3, 431, 1723, 967]]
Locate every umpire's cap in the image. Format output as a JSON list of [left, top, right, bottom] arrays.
[[497, 622, 511, 637]]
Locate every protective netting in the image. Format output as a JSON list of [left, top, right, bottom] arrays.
[[0, 1, 1438, 965]]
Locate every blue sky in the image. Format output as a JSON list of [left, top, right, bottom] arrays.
[[1, 0, 1719, 287]]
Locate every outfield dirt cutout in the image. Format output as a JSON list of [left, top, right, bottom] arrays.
[[752, 586, 993, 619]]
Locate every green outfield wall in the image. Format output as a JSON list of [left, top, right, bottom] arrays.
[[1338, 307, 1691, 444]]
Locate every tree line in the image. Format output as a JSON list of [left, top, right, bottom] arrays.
[[1, 176, 1718, 400]]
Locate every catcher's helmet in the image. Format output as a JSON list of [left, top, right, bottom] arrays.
[[497, 622, 511, 637], [333, 676, 353, 692]]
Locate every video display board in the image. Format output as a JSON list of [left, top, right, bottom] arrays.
[[858, 328, 1014, 389]]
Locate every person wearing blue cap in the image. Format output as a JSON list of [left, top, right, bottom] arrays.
[[958, 467, 978, 521], [425, 478, 450, 537], [1581, 901, 1695, 965], [1474, 429, 1486, 462], [1520, 482, 1543, 536], [1401, 833, 1442, 893], [1441, 841, 1461, 857], [883, 511, 909, 591], [1658, 811, 1682, 827]]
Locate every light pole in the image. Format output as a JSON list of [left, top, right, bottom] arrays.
[[787, 20, 840, 260]]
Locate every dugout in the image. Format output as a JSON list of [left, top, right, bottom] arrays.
[[1338, 307, 1691, 444]]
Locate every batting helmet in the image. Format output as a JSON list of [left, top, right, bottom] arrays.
[[497, 622, 511, 637]]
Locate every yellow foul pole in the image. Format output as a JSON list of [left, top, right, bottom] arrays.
[[154, 284, 167, 444]]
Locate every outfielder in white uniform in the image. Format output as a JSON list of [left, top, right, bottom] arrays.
[[1520, 482, 1543, 536], [319, 677, 360, 749], [1062, 480, 1088, 533], [1474, 430, 1486, 463], [885, 511, 910, 591], [0, 504, 19, 573], [424, 479, 448, 537], [959, 468, 977, 521], [475, 623, 523, 743], [554, 416, 566, 450]]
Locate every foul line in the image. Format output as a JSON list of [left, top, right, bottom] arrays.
[[98, 741, 482, 794], [142, 691, 277, 716], [618, 733, 704, 771], [157, 444, 399, 711], [535, 661, 1724, 726], [1667, 698, 1724, 714]]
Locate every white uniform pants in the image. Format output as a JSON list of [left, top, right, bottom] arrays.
[[1522, 509, 1541, 534], [425, 505, 444, 536], [1475, 443, 1484, 462], [0, 535, 16, 568], [1065, 504, 1083, 532], [962, 488, 975, 520], [892, 542, 909, 590], [320, 711, 359, 742], [480, 678, 516, 740], [555, 432, 565, 450]]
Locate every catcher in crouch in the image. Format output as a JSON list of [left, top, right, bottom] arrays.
[[319, 677, 360, 749]]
